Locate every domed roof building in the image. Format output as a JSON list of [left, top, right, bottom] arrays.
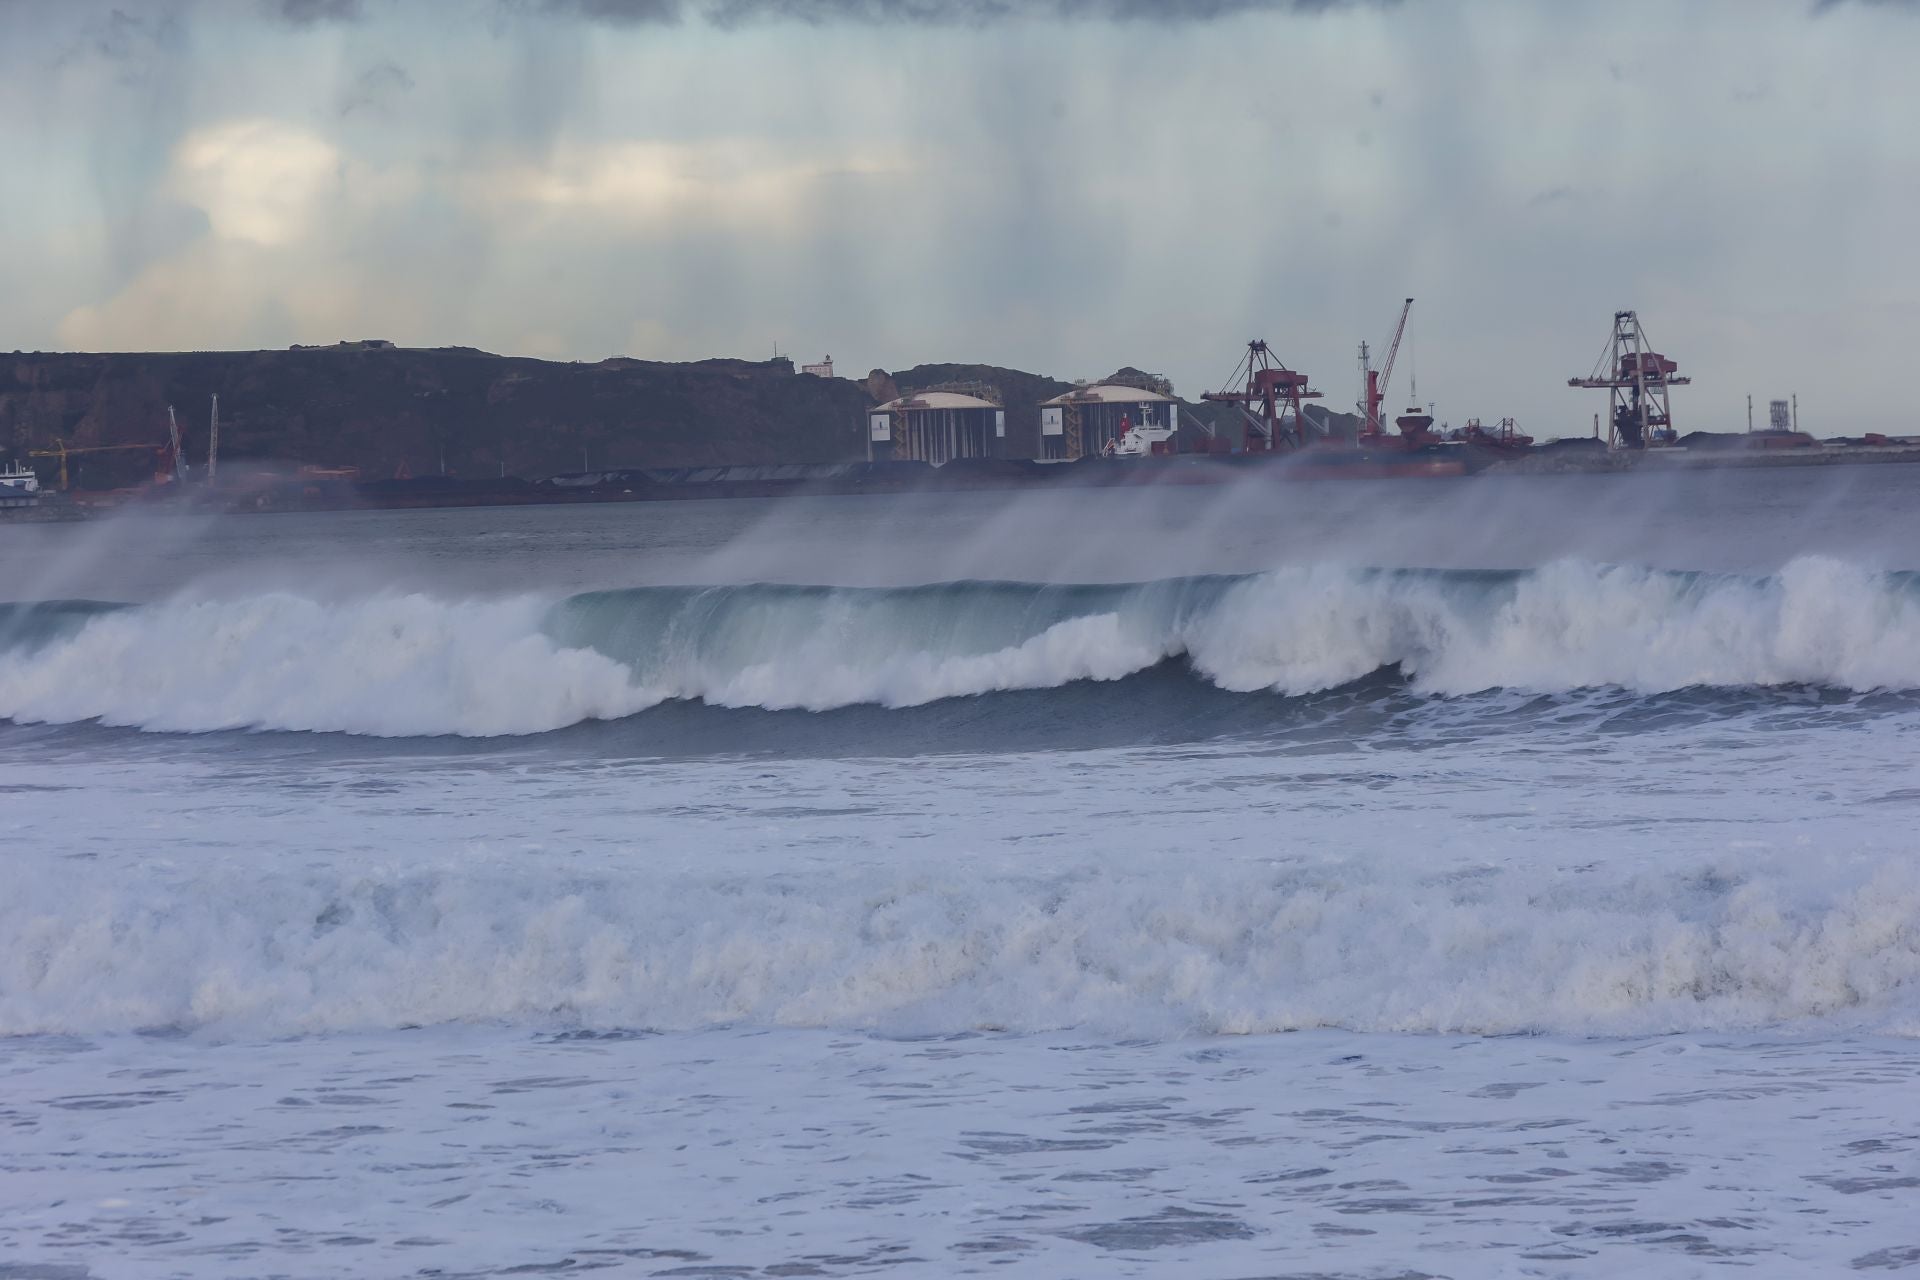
[[867, 385, 1005, 465], [1038, 375, 1179, 460]]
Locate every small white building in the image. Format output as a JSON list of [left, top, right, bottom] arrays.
[[1038, 382, 1179, 460], [868, 390, 1005, 465]]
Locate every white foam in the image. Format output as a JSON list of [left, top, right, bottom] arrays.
[[1186, 555, 1920, 696], [2, 555, 1917, 736], [0, 592, 663, 736], [5, 854, 1917, 1040]]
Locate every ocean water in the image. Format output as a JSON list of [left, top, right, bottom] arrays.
[[3, 470, 1919, 1278]]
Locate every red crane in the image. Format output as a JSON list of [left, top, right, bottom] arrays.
[[1568, 310, 1689, 449], [1361, 298, 1413, 438], [1201, 340, 1323, 452]]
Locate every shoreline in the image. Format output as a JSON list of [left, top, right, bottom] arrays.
[[7, 441, 1920, 522]]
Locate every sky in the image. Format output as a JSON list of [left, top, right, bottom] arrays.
[[2, 0, 1917, 436]]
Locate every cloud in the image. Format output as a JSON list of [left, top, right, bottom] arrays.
[[338, 60, 415, 116], [169, 119, 341, 245], [529, 0, 1394, 23], [265, 0, 366, 23], [468, 138, 908, 230], [50, 4, 187, 82], [524, 0, 686, 20]]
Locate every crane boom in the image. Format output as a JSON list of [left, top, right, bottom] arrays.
[[1378, 297, 1413, 404], [166, 406, 186, 481], [28, 439, 170, 490], [1361, 297, 1414, 436]]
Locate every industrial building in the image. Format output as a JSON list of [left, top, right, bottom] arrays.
[[868, 384, 1005, 465], [1038, 377, 1180, 460]]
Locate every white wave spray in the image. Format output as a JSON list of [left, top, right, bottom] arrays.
[[0, 555, 1916, 736]]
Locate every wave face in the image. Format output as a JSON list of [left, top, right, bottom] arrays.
[[1, 555, 1917, 737], [6, 857, 1918, 1039]]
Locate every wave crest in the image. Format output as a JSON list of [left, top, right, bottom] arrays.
[[0, 555, 1915, 737]]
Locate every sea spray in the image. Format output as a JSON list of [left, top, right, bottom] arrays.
[[2, 556, 1917, 737]]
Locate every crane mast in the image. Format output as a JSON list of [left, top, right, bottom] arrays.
[[1362, 298, 1413, 437], [166, 406, 187, 482]]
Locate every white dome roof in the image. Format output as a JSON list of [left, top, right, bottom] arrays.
[[875, 392, 999, 412], [1040, 383, 1175, 406]]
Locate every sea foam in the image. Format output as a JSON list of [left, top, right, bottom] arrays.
[[0, 555, 1915, 736], [5, 854, 1917, 1039]]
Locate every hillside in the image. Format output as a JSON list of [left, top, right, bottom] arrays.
[[0, 345, 873, 485], [0, 345, 1371, 490]]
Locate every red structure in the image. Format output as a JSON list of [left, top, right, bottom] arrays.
[[1569, 310, 1690, 449], [1201, 340, 1322, 451], [1360, 298, 1414, 440], [1461, 418, 1533, 452]]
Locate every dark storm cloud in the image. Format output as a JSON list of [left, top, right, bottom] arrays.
[[530, 0, 1393, 24], [54, 4, 186, 78], [339, 59, 415, 115], [526, 0, 685, 20], [267, 0, 366, 23], [706, 0, 1391, 22]]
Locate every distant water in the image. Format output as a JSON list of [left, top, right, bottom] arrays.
[[4, 469, 1919, 1277]]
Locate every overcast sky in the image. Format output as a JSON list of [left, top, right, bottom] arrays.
[[2, 0, 1916, 435]]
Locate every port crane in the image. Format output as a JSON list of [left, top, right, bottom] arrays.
[[28, 439, 174, 491], [166, 406, 188, 482], [1201, 340, 1322, 451], [1569, 310, 1689, 449], [1359, 297, 1414, 438]]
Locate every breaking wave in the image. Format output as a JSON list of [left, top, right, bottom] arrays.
[[5, 855, 1918, 1039], [1, 554, 1917, 737]]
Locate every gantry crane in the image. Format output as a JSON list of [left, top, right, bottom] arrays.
[[1201, 340, 1323, 451], [1569, 310, 1690, 449]]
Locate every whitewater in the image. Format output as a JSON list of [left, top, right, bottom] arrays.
[[4, 555, 1919, 736], [5, 476, 1920, 1277]]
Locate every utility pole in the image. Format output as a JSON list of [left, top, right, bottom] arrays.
[[208, 394, 220, 481], [1792, 394, 1798, 432], [1747, 395, 1753, 432]]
